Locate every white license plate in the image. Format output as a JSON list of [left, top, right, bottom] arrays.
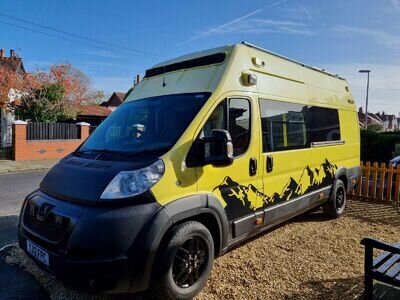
[[27, 240, 49, 266]]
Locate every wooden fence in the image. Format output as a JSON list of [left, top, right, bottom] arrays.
[[351, 161, 400, 203]]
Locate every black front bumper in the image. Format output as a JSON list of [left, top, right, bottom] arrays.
[[18, 190, 162, 294]]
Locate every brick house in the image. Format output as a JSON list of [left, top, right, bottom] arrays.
[[77, 92, 126, 127], [0, 49, 26, 158], [100, 91, 125, 111]]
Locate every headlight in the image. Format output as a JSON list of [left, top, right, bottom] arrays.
[[100, 159, 165, 200]]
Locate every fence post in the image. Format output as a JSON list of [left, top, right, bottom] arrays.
[[12, 120, 27, 161], [395, 165, 400, 203], [378, 163, 386, 201], [356, 161, 363, 197], [363, 161, 371, 198], [371, 162, 378, 199], [386, 163, 394, 201], [76, 122, 90, 140]]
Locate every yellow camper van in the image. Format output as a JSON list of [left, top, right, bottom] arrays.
[[19, 42, 360, 299]]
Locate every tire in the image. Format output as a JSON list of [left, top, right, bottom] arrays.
[[149, 221, 214, 300], [323, 179, 347, 218]]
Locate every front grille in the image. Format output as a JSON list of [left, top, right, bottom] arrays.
[[23, 201, 70, 242]]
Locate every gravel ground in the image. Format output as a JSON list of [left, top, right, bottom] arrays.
[[3, 198, 400, 299]]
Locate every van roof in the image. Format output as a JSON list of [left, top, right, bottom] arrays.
[[241, 42, 345, 81], [147, 42, 345, 81]]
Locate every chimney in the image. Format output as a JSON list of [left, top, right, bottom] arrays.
[[10, 49, 15, 58], [0, 49, 4, 59], [134, 74, 141, 86]]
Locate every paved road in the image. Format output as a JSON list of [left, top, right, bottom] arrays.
[[0, 171, 47, 216], [0, 171, 47, 248]]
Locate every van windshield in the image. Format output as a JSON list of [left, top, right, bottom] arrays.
[[76, 92, 210, 159]]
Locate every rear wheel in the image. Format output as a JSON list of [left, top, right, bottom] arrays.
[[149, 221, 214, 300], [324, 179, 346, 218]]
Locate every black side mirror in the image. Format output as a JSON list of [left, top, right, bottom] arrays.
[[186, 129, 234, 167]]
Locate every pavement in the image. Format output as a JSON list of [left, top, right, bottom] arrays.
[[0, 170, 47, 249], [0, 159, 59, 174], [0, 171, 47, 217]]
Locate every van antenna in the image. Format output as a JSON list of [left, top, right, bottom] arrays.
[[162, 40, 167, 87]]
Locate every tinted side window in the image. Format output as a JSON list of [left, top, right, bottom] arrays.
[[201, 98, 251, 157], [307, 106, 340, 142], [229, 99, 251, 156], [259, 99, 307, 152]]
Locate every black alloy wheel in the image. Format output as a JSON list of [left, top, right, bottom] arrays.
[[335, 185, 345, 212], [323, 179, 347, 218], [172, 237, 208, 288], [149, 221, 214, 300]]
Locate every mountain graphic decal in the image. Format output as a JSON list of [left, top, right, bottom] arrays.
[[213, 159, 337, 220]]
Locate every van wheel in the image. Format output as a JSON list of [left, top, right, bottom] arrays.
[[323, 179, 346, 218], [149, 221, 214, 300]]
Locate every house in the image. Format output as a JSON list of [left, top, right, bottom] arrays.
[[77, 91, 125, 127], [376, 112, 398, 132], [358, 109, 384, 129], [77, 105, 113, 127], [0, 49, 25, 75], [0, 49, 26, 159], [100, 91, 125, 111]]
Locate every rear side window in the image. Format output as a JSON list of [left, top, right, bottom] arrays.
[[307, 106, 341, 142], [201, 98, 251, 157], [259, 100, 307, 152], [259, 99, 341, 152]]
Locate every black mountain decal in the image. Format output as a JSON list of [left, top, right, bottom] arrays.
[[213, 159, 337, 220]]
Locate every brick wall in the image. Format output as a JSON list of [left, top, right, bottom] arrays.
[[12, 121, 90, 161]]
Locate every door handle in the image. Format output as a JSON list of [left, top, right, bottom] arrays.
[[249, 157, 257, 176], [266, 155, 273, 173]]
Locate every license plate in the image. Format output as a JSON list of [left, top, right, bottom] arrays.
[[27, 240, 49, 266]]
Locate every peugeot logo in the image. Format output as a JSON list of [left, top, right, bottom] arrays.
[[36, 203, 54, 221]]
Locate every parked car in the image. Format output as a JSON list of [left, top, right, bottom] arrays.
[[18, 42, 361, 300], [390, 156, 400, 168]]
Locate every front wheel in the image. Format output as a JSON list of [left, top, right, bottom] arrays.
[[323, 179, 347, 218], [149, 221, 214, 300]]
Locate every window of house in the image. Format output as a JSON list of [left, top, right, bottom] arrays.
[[201, 98, 251, 157]]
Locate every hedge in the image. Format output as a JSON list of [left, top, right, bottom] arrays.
[[361, 130, 400, 163]]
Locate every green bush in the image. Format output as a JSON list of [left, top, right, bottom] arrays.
[[361, 130, 400, 163]]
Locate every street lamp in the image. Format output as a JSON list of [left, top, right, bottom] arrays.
[[359, 69, 371, 129]]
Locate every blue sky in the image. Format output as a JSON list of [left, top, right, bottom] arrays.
[[0, 0, 399, 113]]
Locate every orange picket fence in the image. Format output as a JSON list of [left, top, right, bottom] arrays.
[[350, 161, 400, 204]]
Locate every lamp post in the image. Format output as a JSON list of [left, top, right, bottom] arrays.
[[359, 69, 371, 129]]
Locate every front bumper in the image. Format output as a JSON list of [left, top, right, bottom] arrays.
[[18, 190, 161, 294]]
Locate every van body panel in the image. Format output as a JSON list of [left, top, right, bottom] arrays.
[[193, 93, 264, 222]]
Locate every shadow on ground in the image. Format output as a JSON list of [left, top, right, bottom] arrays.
[[292, 198, 400, 226], [0, 215, 18, 248], [286, 276, 364, 299], [0, 246, 50, 300], [345, 198, 400, 226]]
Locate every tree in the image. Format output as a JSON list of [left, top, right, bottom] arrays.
[[50, 64, 90, 106], [86, 90, 109, 105], [14, 83, 76, 122], [10, 64, 94, 122], [367, 123, 384, 132], [0, 66, 28, 112], [2, 63, 104, 122]]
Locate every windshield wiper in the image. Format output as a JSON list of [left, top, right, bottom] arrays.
[[125, 146, 171, 157], [74, 149, 126, 159]]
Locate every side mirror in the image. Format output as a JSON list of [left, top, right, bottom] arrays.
[[186, 129, 234, 167]]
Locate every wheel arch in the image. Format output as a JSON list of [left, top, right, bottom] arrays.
[[129, 194, 229, 292], [335, 167, 349, 191]]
